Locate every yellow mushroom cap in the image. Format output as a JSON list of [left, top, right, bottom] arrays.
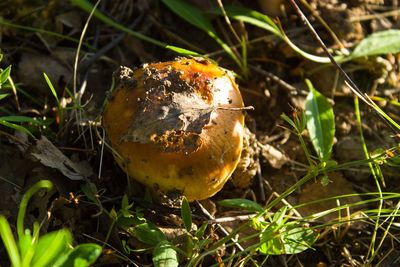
[[102, 58, 245, 200]]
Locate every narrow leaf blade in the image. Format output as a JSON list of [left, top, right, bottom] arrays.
[[210, 5, 281, 36], [43, 73, 59, 103], [0, 93, 9, 100], [304, 80, 335, 161], [0, 216, 21, 267], [0, 65, 11, 84], [0, 120, 34, 137], [180, 198, 192, 232], [161, 0, 215, 33], [219, 198, 264, 213], [161, 0, 241, 67]]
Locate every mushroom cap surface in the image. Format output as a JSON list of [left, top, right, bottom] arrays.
[[102, 58, 245, 200]]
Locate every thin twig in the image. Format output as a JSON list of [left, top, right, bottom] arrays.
[[299, 0, 344, 48], [216, 0, 242, 44], [249, 64, 299, 95], [195, 200, 245, 252]]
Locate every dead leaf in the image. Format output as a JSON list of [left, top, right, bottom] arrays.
[[16, 52, 72, 94], [121, 66, 215, 153], [31, 136, 93, 180]]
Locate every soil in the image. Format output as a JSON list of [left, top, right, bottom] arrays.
[[1, 0, 400, 266]]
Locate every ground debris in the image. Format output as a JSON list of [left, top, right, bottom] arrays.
[[30, 136, 93, 180]]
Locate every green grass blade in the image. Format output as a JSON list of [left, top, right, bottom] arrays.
[[162, 0, 215, 33], [0, 18, 94, 50], [70, 0, 198, 56], [165, 45, 200, 56], [366, 96, 400, 131], [0, 120, 34, 138], [43, 73, 59, 104], [304, 80, 335, 161], [17, 180, 53, 240], [161, 0, 242, 68], [210, 5, 281, 36], [282, 35, 333, 63], [0, 115, 43, 124], [0, 216, 22, 267], [211, 5, 333, 63]]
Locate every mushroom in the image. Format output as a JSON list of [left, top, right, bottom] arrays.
[[102, 57, 245, 200]]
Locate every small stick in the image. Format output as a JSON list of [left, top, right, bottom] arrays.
[[249, 64, 300, 95], [195, 201, 245, 252]]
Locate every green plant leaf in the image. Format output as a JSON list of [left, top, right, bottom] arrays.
[[165, 45, 200, 56], [152, 240, 179, 267], [181, 198, 192, 232], [210, 5, 332, 63], [161, 0, 242, 68], [31, 229, 72, 267], [195, 223, 208, 239], [219, 198, 264, 213], [209, 5, 281, 36], [350, 30, 400, 59], [80, 182, 98, 203], [0, 93, 9, 100], [0, 216, 21, 267], [0, 65, 11, 85], [55, 243, 102, 267], [129, 222, 166, 246], [162, 0, 214, 34], [258, 222, 317, 255], [17, 180, 53, 240], [70, 0, 198, 56], [0, 120, 34, 138], [281, 223, 317, 254], [0, 115, 43, 124], [304, 80, 335, 161], [19, 229, 36, 266], [43, 73, 59, 103]]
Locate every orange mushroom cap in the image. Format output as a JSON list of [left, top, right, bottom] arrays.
[[102, 58, 245, 200]]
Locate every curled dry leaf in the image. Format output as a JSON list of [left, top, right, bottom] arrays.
[[120, 66, 216, 153], [31, 136, 93, 180]]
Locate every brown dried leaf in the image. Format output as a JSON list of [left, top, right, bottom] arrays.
[[124, 92, 214, 144], [121, 66, 215, 153], [31, 136, 93, 180]]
